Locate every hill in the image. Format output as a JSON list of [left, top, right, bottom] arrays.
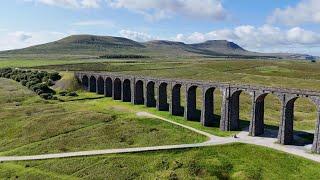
[[0, 34, 317, 60]]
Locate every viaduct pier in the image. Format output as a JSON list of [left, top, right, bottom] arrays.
[[75, 72, 320, 153]]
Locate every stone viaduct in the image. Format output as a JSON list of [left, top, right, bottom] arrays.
[[75, 72, 320, 153]]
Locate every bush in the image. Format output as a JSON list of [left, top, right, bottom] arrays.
[[21, 80, 28, 86], [59, 91, 68, 96], [46, 79, 55, 86], [49, 72, 61, 81], [68, 92, 78, 97], [40, 93, 53, 100], [26, 81, 38, 88], [35, 89, 44, 95], [0, 67, 59, 100]]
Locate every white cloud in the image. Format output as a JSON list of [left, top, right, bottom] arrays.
[[118, 26, 320, 55], [0, 31, 66, 51], [119, 30, 156, 42], [25, 0, 101, 8], [107, 0, 227, 21], [72, 20, 115, 27], [81, 0, 100, 8], [9, 31, 33, 42], [173, 25, 320, 47], [268, 0, 320, 25]]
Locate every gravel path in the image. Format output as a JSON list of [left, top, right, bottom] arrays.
[[1, 112, 319, 162]]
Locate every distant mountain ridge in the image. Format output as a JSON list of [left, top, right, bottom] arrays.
[[0, 34, 317, 60]]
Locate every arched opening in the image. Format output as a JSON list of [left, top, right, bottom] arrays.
[[146, 81, 156, 107], [249, 93, 268, 136], [220, 89, 251, 131], [97, 76, 104, 94], [171, 84, 184, 116], [82, 75, 89, 91], [105, 77, 112, 97], [201, 87, 215, 126], [185, 85, 201, 121], [278, 97, 317, 146], [89, 76, 97, 92], [294, 98, 317, 143], [250, 93, 282, 138], [231, 90, 243, 130], [213, 88, 223, 126], [113, 78, 122, 100], [278, 97, 298, 145], [158, 82, 169, 111], [134, 80, 144, 104], [123, 79, 131, 102]]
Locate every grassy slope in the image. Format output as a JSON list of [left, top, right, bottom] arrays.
[[34, 59, 320, 90], [0, 58, 117, 68], [0, 78, 206, 156], [0, 62, 320, 179], [1, 143, 320, 179]]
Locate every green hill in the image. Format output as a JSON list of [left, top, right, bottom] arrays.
[[0, 34, 317, 60]]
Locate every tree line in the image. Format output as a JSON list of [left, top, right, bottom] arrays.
[[98, 54, 150, 59], [0, 68, 61, 99]]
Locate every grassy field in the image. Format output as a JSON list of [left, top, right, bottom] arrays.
[[0, 58, 120, 68], [35, 59, 320, 90], [0, 78, 206, 156], [1, 143, 320, 179], [1, 58, 320, 179]]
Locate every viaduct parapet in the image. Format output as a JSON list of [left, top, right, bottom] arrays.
[[75, 71, 320, 153]]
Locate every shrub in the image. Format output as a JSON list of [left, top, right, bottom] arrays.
[[40, 93, 53, 100], [59, 91, 68, 96], [49, 72, 61, 81], [68, 92, 78, 97], [26, 81, 38, 88], [0, 68, 59, 99], [21, 80, 28, 86], [46, 79, 55, 86], [35, 89, 44, 95]]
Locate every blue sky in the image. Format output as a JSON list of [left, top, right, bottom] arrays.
[[1, 0, 320, 55]]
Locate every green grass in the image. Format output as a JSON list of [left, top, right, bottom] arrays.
[[35, 59, 320, 90], [1, 60, 320, 179], [1, 143, 320, 179], [0, 58, 119, 68], [0, 78, 206, 156]]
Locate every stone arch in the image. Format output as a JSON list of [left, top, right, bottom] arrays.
[[123, 79, 132, 102], [171, 84, 184, 116], [113, 78, 122, 100], [97, 76, 104, 94], [201, 87, 215, 126], [279, 97, 298, 144], [146, 81, 156, 107], [157, 82, 169, 111], [277, 95, 299, 145], [82, 75, 89, 91], [220, 89, 252, 131], [277, 95, 319, 145], [134, 80, 144, 104], [105, 77, 112, 97], [185, 85, 201, 121], [226, 89, 243, 130], [89, 76, 97, 92]]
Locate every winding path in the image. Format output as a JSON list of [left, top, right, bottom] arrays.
[[1, 112, 320, 162]]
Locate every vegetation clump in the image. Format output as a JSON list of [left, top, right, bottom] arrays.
[[59, 91, 78, 97], [0, 67, 61, 99]]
